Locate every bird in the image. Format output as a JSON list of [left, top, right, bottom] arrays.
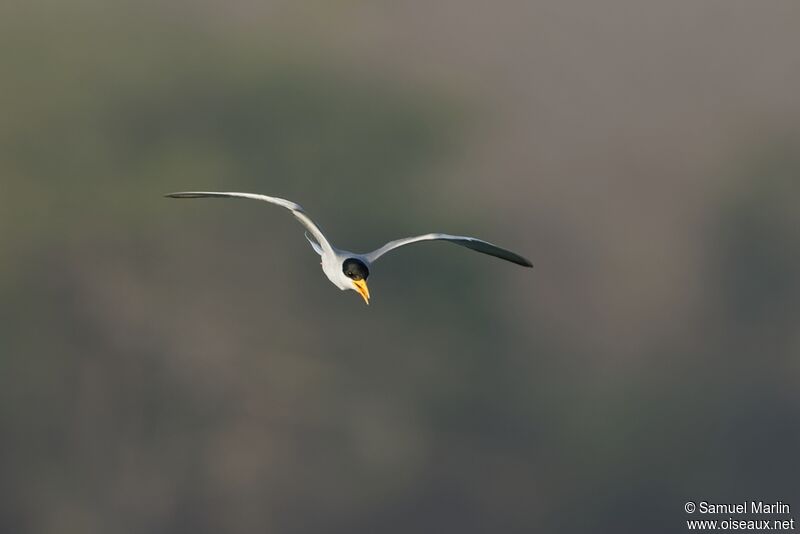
[[165, 191, 532, 304]]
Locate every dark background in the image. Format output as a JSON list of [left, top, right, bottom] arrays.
[[1, 1, 799, 532]]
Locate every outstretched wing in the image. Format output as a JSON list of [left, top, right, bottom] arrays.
[[364, 233, 532, 267], [165, 191, 332, 254]]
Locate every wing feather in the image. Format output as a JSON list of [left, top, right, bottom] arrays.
[[165, 191, 332, 253], [364, 233, 532, 267]]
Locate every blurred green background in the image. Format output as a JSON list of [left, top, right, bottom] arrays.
[[2, 1, 799, 532]]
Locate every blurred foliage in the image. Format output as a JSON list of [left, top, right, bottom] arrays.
[[0, 0, 463, 265], [718, 140, 800, 332], [1, 2, 799, 533]]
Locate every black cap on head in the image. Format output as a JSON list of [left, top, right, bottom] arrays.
[[342, 258, 369, 281]]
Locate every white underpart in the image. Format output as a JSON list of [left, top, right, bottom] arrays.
[[321, 250, 368, 290]]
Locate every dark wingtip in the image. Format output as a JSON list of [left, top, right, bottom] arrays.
[[164, 192, 203, 198], [513, 256, 533, 268], [164, 192, 232, 199]]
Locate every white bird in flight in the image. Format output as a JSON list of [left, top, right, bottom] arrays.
[[166, 191, 532, 304]]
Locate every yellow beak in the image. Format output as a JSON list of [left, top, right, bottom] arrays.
[[353, 279, 370, 305]]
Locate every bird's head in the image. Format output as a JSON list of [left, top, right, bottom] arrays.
[[343, 258, 370, 305]]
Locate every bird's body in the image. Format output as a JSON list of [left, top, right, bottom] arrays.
[[166, 191, 532, 304], [321, 249, 367, 291]]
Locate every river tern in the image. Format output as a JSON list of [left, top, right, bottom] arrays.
[[166, 191, 532, 304]]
